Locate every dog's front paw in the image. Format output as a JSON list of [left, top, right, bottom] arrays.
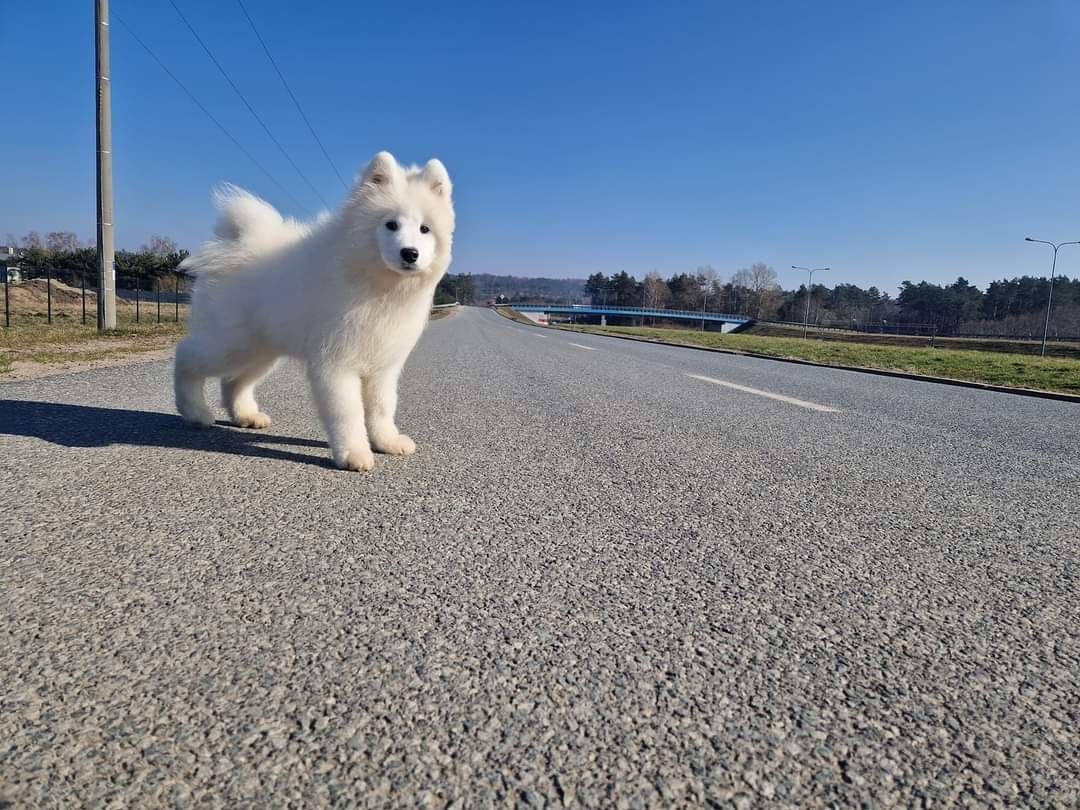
[[334, 446, 376, 472], [372, 433, 416, 456], [234, 412, 272, 429]]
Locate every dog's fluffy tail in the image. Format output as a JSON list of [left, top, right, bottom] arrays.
[[210, 184, 287, 243], [181, 184, 310, 275]]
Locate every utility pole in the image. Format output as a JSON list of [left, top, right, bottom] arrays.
[[96, 0, 117, 330]]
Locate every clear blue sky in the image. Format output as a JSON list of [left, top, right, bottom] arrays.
[[4, 1, 1080, 294]]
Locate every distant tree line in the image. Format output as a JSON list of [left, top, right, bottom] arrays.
[[576, 266, 1080, 338], [468, 273, 586, 303], [434, 272, 476, 305], [437, 273, 590, 306], [7, 230, 189, 290], [7, 231, 482, 309], [9, 229, 1078, 336]]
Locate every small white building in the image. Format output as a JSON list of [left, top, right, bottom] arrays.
[[2, 246, 22, 282]]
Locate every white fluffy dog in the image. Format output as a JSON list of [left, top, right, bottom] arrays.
[[174, 151, 455, 471]]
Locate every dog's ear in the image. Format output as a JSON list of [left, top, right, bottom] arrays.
[[421, 159, 452, 198], [360, 151, 400, 189]]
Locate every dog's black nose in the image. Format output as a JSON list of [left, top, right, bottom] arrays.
[[400, 247, 419, 264]]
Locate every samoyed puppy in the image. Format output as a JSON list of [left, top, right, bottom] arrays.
[[175, 151, 455, 471]]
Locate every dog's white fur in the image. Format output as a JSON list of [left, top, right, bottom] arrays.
[[174, 151, 454, 471]]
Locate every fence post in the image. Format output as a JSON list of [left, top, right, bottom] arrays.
[[156, 277, 162, 324], [46, 266, 53, 324], [3, 270, 9, 328], [174, 271, 179, 322], [81, 272, 87, 325], [135, 274, 140, 324]]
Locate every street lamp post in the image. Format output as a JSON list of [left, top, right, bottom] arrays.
[[1025, 238, 1079, 357], [792, 265, 829, 338]]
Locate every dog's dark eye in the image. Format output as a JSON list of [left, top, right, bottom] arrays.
[[420, 225, 430, 234], [385, 221, 399, 231]]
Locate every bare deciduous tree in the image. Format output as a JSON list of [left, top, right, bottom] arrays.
[[731, 262, 779, 317], [729, 267, 752, 314], [21, 231, 43, 250], [643, 270, 671, 310], [144, 234, 179, 256], [746, 262, 778, 292], [748, 262, 780, 317], [45, 231, 80, 254], [696, 265, 721, 311]]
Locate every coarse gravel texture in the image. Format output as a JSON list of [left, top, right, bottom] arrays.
[[1, 306, 1078, 808]]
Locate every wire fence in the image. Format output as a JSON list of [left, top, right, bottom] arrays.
[[2, 270, 454, 330], [2, 267, 192, 328]]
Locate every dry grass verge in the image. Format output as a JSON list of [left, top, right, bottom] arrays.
[[492, 305, 543, 326], [0, 319, 187, 380], [559, 323, 1080, 396]]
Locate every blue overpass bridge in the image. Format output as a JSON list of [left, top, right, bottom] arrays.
[[502, 304, 753, 330]]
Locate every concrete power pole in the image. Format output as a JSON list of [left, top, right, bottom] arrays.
[[95, 0, 117, 330]]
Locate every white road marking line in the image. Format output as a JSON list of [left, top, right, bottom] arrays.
[[568, 343, 598, 351], [532, 333, 548, 338], [686, 373, 838, 413]]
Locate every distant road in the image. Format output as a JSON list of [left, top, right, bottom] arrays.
[[1, 306, 1078, 806]]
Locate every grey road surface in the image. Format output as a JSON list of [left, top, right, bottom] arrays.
[[2, 306, 1078, 808]]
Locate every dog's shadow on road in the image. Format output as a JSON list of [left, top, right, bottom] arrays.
[[0, 400, 335, 469]]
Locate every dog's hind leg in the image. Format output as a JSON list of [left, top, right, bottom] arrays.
[[174, 337, 217, 427], [222, 357, 278, 429]]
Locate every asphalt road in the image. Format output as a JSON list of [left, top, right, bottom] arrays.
[[2, 306, 1078, 808]]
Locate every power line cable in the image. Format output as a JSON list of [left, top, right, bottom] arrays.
[[113, 11, 310, 215], [167, 0, 330, 209], [236, 0, 350, 190]]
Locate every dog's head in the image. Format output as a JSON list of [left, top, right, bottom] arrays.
[[347, 151, 454, 277]]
